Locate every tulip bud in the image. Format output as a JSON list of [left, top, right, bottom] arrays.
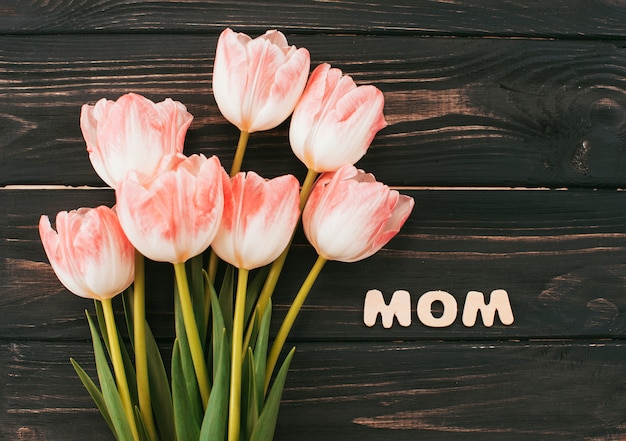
[[81, 93, 193, 188], [213, 28, 310, 133], [303, 165, 414, 262], [116, 154, 226, 263], [289, 63, 387, 173], [39, 206, 135, 300], [212, 171, 300, 270]]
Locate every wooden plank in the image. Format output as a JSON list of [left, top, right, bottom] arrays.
[[4, 187, 626, 341], [2, 35, 626, 187], [1, 0, 626, 38], [2, 340, 625, 440]]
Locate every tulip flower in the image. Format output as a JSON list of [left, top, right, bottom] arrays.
[[303, 164, 414, 262], [209, 170, 300, 441], [212, 28, 310, 134], [115, 153, 226, 264], [80, 92, 193, 188], [266, 166, 413, 385], [39, 206, 135, 300], [40, 205, 140, 437], [212, 171, 300, 270], [289, 63, 387, 173]]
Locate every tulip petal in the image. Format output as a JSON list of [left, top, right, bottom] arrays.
[[80, 93, 192, 188], [213, 28, 310, 133], [303, 165, 414, 263], [289, 64, 387, 173], [116, 154, 225, 264], [39, 207, 135, 300], [212, 172, 300, 270]]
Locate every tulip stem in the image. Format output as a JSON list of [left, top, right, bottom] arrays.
[[299, 168, 318, 210], [254, 168, 318, 320], [228, 267, 249, 441], [230, 130, 250, 176], [265, 255, 327, 392], [173, 262, 211, 409], [101, 298, 140, 441], [207, 129, 251, 282], [133, 251, 158, 441]]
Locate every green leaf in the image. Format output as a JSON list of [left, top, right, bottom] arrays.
[[172, 339, 201, 441], [253, 301, 272, 408], [249, 348, 296, 441], [242, 348, 259, 441], [189, 254, 207, 347], [174, 281, 204, 423], [244, 266, 270, 326], [70, 357, 115, 434], [86, 310, 136, 441], [218, 265, 234, 337], [145, 319, 176, 441], [134, 406, 151, 441], [210, 287, 229, 380], [199, 329, 229, 441]]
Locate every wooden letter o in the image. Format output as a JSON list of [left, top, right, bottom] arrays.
[[417, 290, 458, 328]]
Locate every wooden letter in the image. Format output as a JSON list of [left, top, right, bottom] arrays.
[[417, 290, 458, 328], [363, 289, 412, 328], [462, 289, 514, 327]]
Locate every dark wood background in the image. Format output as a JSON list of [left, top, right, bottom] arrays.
[[3, 1, 626, 439]]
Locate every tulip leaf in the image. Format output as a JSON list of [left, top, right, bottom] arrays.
[[242, 347, 259, 441], [70, 357, 115, 435], [172, 339, 201, 441], [174, 282, 204, 423], [189, 254, 207, 347], [210, 283, 229, 374], [134, 406, 151, 441], [218, 265, 234, 337], [144, 319, 176, 441], [244, 266, 270, 326], [249, 347, 295, 441], [86, 310, 135, 441], [199, 329, 229, 441], [253, 300, 272, 408]]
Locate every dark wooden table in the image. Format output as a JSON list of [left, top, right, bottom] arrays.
[[3, 1, 626, 439]]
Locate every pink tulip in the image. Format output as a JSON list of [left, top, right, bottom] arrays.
[[80, 93, 193, 188], [212, 28, 310, 133], [39, 206, 135, 300], [289, 63, 387, 173], [212, 171, 300, 270], [303, 165, 414, 262], [115, 154, 226, 263]]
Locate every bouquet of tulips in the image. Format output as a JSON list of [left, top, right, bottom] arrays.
[[38, 28, 414, 441]]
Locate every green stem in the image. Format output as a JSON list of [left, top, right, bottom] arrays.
[[254, 168, 318, 319], [230, 130, 250, 177], [134, 251, 158, 441], [207, 129, 251, 282], [298, 168, 319, 211], [173, 262, 211, 409], [228, 268, 249, 441], [101, 298, 140, 441], [265, 255, 327, 392]]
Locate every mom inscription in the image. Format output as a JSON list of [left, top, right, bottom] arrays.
[[363, 289, 515, 328]]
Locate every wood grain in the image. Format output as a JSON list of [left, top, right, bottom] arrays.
[[1, 0, 626, 38], [4, 188, 626, 341], [2, 340, 625, 441], [2, 35, 626, 187], [3, 0, 626, 438]]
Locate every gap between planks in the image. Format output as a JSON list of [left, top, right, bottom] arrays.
[[3, 185, 616, 191]]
